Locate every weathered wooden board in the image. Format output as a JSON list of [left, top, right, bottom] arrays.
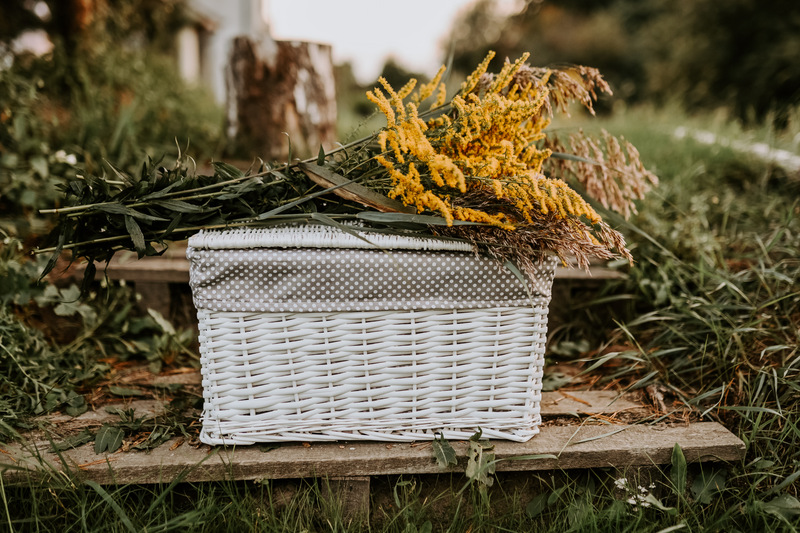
[[1, 422, 743, 486], [73, 248, 191, 284], [38, 389, 648, 431], [69, 248, 623, 283], [541, 390, 646, 416], [555, 264, 624, 280]]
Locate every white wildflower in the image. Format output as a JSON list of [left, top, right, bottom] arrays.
[[54, 150, 78, 165]]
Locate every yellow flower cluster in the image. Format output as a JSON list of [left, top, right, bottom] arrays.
[[366, 52, 603, 229]]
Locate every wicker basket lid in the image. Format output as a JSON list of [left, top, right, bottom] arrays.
[[187, 224, 474, 253]]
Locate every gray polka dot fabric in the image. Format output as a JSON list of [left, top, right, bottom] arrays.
[[187, 227, 558, 313]]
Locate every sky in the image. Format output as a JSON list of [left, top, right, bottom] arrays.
[[265, 0, 520, 84]]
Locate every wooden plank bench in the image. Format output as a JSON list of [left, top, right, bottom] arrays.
[[2, 415, 742, 486], [69, 244, 626, 285], [35, 255, 741, 518], [0, 367, 745, 520], [1, 377, 744, 486]]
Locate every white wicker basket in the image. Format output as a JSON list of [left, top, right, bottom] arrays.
[[187, 225, 557, 444]]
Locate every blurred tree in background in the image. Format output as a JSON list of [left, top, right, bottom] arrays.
[[639, 0, 800, 124], [444, 0, 800, 124]]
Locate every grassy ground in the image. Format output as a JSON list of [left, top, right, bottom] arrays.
[[2, 104, 799, 531]]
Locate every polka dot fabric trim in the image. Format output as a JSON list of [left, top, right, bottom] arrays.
[[187, 246, 558, 313]]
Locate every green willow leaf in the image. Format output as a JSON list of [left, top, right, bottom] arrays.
[[94, 203, 168, 222], [124, 215, 146, 257], [139, 180, 185, 200], [79, 261, 96, 297], [151, 199, 205, 213], [299, 162, 413, 214], [504, 259, 535, 307], [39, 225, 67, 279], [104, 160, 134, 186], [310, 212, 377, 248], [212, 161, 244, 179]]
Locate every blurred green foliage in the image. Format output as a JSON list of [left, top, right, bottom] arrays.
[[1, 0, 188, 53], [0, 0, 224, 239], [0, 0, 212, 440], [444, 0, 800, 124], [640, 0, 800, 123]]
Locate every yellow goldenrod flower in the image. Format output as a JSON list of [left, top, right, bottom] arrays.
[[364, 51, 618, 235], [489, 53, 530, 94], [432, 82, 447, 109], [413, 66, 446, 105], [397, 78, 417, 99], [460, 51, 496, 95], [367, 88, 396, 128]]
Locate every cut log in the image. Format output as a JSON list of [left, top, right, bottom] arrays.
[[226, 36, 337, 161]]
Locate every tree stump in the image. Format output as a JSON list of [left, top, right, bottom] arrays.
[[226, 36, 338, 162]]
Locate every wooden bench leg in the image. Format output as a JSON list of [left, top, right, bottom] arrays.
[[322, 476, 371, 525], [134, 281, 172, 318]]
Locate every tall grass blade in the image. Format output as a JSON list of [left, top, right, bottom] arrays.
[[85, 480, 137, 533], [717, 406, 783, 417], [0, 474, 12, 532], [655, 524, 689, 533], [766, 469, 800, 496]]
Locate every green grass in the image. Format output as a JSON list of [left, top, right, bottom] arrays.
[[550, 103, 800, 530], [2, 466, 795, 531], [2, 103, 799, 531], [0, 236, 198, 442]]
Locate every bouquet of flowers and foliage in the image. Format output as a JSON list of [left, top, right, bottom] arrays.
[[38, 51, 657, 284]]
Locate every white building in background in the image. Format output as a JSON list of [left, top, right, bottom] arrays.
[[176, 0, 270, 103]]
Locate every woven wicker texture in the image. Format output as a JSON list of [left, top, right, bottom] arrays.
[[198, 307, 548, 444], [190, 225, 555, 444]]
